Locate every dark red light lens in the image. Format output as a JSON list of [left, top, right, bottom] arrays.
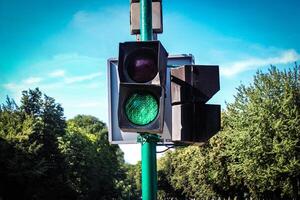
[[126, 49, 158, 83]]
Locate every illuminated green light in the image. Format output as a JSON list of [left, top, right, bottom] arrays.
[[125, 92, 158, 126]]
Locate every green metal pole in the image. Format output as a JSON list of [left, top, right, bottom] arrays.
[[139, 134, 159, 200], [140, 0, 153, 41], [139, 0, 157, 199]]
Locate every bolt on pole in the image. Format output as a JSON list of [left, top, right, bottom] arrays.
[[139, 0, 158, 200]]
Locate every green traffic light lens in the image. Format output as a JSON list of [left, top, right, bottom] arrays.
[[125, 92, 158, 126]]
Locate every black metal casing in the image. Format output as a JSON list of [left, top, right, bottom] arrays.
[[171, 65, 220, 104], [117, 41, 168, 133], [170, 65, 221, 143]]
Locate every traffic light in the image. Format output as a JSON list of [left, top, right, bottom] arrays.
[[117, 41, 168, 133], [171, 65, 220, 143]]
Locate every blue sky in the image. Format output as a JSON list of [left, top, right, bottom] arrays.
[[1, 0, 300, 163]]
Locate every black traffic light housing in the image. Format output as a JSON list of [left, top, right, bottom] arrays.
[[117, 41, 168, 133], [118, 41, 168, 86], [172, 103, 221, 143], [171, 65, 220, 104], [171, 65, 220, 143]]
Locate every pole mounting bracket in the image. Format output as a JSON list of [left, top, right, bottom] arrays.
[[137, 133, 161, 144]]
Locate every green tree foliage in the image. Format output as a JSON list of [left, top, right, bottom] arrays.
[[156, 65, 300, 199], [224, 65, 300, 199], [157, 147, 209, 199], [0, 88, 73, 199], [122, 162, 142, 199], [1, 64, 299, 199], [59, 115, 127, 200], [0, 89, 131, 200]]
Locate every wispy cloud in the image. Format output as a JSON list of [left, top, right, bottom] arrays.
[[3, 72, 102, 94], [31, 53, 105, 70], [70, 7, 128, 38], [50, 70, 65, 77], [3, 83, 19, 90], [2, 53, 104, 91], [220, 49, 300, 77], [23, 77, 42, 84], [64, 72, 101, 84]]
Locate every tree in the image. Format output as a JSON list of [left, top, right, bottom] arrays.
[[59, 115, 128, 200], [157, 147, 209, 200], [0, 88, 74, 200], [223, 65, 300, 199], [156, 64, 300, 199], [121, 162, 142, 199]]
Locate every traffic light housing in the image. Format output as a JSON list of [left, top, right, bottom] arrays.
[[171, 65, 220, 143], [118, 41, 168, 133], [171, 65, 219, 104]]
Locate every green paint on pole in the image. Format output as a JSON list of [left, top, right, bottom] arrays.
[[140, 0, 153, 41], [138, 134, 159, 200], [139, 0, 158, 199]]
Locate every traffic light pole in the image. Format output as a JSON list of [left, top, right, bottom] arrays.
[[139, 0, 158, 199], [140, 0, 153, 41], [138, 133, 159, 200]]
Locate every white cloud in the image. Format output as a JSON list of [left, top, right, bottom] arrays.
[[70, 7, 128, 37], [23, 77, 42, 84], [2, 82, 63, 101], [221, 49, 300, 77], [50, 70, 65, 77], [3, 83, 18, 90], [1, 53, 104, 97], [64, 72, 101, 84], [31, 53, 105, 70], [1, 53, 105, 94], [3, 72, 102, 95]]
